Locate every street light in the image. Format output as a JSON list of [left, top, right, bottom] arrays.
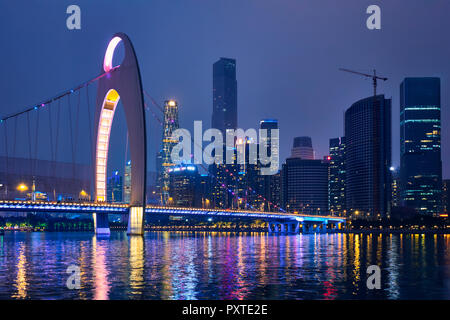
[[17, 183, 28, 192]]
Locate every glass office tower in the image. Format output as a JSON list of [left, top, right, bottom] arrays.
[[345, 95, 391, 219], [400, 77, 442, 216]]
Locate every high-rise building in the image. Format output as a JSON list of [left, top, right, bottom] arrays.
[[345, 95, 391, 219], [391, 167, 400, 209], [400, 77, 442, 216], [212, 58, 237, 134], [168, 164, 200, 207], [442, 179, 450, 215], [328, 137, 346, 216], [291, 136, 315, 160], [107, 171, 123, 203], [159, 99, 179, 205], [281, 158, 329, 215], [210, 58, 238, 209], [269, 172, 282, 211], [260, 119, 280, 211], [123, 160, 131, 203], [209, 145, 237, 209]]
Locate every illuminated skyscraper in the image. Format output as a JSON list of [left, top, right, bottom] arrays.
[[260, 119, 280, 211], [123, 160, 131, 203], [159, 99, 179, 204], [345, 95, 391, 219], [107, 171, 123, 203], [168, 164, 200, 207], [391, 167, 400, 209], [212, 58, 237, 134], [328, 137, 346, 216], [291, 136, 315, 160], [443, 179, 450, 215], [282, 158, 329, 214], [210, 58, 238, 209], [400, 78, 442, 216]]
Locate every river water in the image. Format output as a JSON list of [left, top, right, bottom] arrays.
[[0, 231, 449, 299]]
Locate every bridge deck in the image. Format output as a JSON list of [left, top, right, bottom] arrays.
[[0, 200, 345, 223]]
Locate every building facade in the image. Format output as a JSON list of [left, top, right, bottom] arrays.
[[260, 119, 280, 211], [212, 57, 237, 134], [400, 77, 442, 216], [168, 164, 200, 207], [291, 136, 315, 160], [107, 171, 123, 203], [159, 100, 180, 205], [443, 179, 450, 215], [328, 137, 346, 216], [281, 158, 329, 215], [123, 160, 131, 203], [345, 95, 391, 219]]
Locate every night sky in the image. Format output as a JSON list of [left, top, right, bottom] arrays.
[[1, 0, 449, 178]]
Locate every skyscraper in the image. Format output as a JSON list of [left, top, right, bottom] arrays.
[[291, 136, 315, 160], [212, 58, 237, 133], [345, 95, 391, 219], [260, 119, 280, 211], [281, 158, 329, 215], [400, 77, 442, 216], [391, 167, 401, 209], [210, 58, 238, 209], [123, 160, 131, 203], [168, 164, 200, 207], [159, 100, 179, 204], [328, 137, 346, 216], [442, 179, 450, 215], [107, 171, 123, 203]]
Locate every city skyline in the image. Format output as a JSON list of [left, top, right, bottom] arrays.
[[2, 1, 450, 179]]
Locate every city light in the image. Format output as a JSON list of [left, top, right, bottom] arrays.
[[17, 183, 28, 192]]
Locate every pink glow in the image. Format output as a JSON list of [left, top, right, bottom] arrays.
[[103, 36, 122, 72]]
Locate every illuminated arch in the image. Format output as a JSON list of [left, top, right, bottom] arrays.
[[94, 33, 147, 235]]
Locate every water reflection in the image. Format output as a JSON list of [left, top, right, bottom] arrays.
[[12, 242, 27, 299], [129, 236, 145, 297], [0, 232, 448, 299], [92, 236, 110, 300]]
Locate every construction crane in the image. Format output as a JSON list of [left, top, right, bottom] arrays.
[[339, 68, 387, 98]]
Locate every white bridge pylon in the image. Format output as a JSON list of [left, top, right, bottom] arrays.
[[93, 33, 147, 235]]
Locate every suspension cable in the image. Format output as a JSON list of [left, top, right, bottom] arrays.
[[33, 108, 40, 178], [48, 101, 54, 166], [3, 121, 8, 199], [0, 67, 119, 123], [86, 84, 94, 200], [67, 94, 76, 180], [26, 112, 33, 178]]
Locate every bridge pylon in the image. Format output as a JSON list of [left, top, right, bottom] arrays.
[[94, 33, 147, 235]]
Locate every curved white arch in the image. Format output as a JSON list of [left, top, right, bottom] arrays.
[[95, 89, 120, 202], [103, 36, 122, 72]]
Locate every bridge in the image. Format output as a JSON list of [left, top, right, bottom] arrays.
[[0, 32, 345, 235], [0, 200, 346, 234]]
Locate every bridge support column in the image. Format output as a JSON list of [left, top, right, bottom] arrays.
[[294, 222, 300, 234], [127, 206, 144, 235], [280, 223, 286, 233], [321, 223, 328, 233], [268, 222, 275, 233], [93, 213, 110, 235]]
